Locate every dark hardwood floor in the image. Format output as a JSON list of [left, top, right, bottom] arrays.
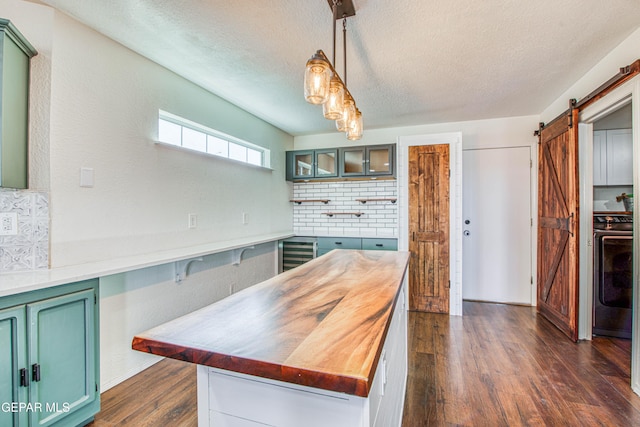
[[88, 301, 640, 426]]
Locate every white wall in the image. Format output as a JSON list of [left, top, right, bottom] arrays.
[[43, 11, 293, 268], [542, 27, 640, 123]]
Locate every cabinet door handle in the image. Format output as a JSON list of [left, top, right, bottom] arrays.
[[20, 368, 29, 387], [376, 244, 384, 247], [335, 242, 342, 245], [32, 363, 41, 382]]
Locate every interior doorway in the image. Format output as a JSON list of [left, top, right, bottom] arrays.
[[578, 76, 640, 395]]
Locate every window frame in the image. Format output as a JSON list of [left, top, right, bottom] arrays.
[[157, 110, 271, 169]]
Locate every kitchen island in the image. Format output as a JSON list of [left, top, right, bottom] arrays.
[[132, 249, 410, 427]]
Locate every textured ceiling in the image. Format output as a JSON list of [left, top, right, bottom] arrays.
[[40, 0, 640, 136]]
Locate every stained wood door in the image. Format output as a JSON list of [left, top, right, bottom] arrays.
[[408, 144, 450, 313], [537, 109, 580, 341]]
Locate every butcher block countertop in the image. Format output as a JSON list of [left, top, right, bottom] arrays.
[[132, 249, 410, 397]]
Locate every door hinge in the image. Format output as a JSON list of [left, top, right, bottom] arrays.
[[530, 159, 533, 169], [448, 280, 451, 289], [531, 218, 533, 227], [531, 276, 533, 285], [94, 294, 97, 304], [448, 169, 451, 178], [96, 383, 98, 392]]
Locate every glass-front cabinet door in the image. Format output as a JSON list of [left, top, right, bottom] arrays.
[[315, 149, 338, 178], [340, 144, 394, 177], [340, 147, 365, 176], [292, 150, 314, 179], [366, 145, 394, 176]]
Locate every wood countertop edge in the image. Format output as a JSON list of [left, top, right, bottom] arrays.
[[131, 336, 372, 397], [131, 251, 410, 398]]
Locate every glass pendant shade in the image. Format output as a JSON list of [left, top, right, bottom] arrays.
[[304, 52, 331, 105], [323, 75, 345, 120], [347, 109, 363, 140], [336, 95, 355, 132]]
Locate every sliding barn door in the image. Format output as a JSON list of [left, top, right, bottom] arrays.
[[408, 144, 450, 313], [537, 109, 580, 341]]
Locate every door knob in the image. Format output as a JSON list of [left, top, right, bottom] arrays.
[[465, 220, 470, 225], [464, 230, 470, 236]]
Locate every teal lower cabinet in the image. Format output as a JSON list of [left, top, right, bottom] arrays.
[[317, 237, 397, 256], [361, 238, 398, 251], [0, 279, 99, 427]]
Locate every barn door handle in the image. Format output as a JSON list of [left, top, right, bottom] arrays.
[[568, 213, 575, 237]]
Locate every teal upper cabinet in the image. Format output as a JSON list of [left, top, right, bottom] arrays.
[[340, 144, 395, 177], [286, 144, 395, 181], [286, 148, 339, 180], [0, 18, 37, 189], [0, 280, 100, 427]]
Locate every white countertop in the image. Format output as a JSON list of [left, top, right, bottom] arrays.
[[0, 232, 294, 298]]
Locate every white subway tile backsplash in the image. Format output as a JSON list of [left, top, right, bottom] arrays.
[[293, 180, 398, 237]]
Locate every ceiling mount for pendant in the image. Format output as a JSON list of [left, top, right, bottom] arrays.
[[325, 0, 356, 19]]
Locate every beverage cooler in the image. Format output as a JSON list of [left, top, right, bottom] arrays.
[[278, 237, 317, 272]]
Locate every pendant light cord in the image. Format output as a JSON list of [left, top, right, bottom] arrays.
[[332, 0, 338, 66], [343, 18, 347, 86]]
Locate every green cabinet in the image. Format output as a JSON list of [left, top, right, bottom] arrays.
[[0, 18, 37, 189], [0, 305, 28, 426], [286, 149, 339, 180], [0, 280, 99, 427], [317, 237, 397, 256], [286, 144, 395, 181], [340, 144, 395, 178]]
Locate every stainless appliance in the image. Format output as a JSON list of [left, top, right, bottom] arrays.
[[593, 214, 633, 338], [278, 237, 317, 272]]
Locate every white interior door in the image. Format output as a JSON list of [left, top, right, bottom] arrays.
[[462, 146, 532, 304]]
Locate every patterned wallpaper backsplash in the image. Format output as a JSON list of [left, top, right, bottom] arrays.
[[0, 190, 49, 271], [293, 180, 398, 237]]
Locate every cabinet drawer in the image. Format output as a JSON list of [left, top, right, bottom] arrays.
[[317, 237, 362, 250], [362, 238, 397, 251]]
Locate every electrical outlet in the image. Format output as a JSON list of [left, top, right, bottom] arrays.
[[0, 212, 18, 236], [188, 214, 197, 229]]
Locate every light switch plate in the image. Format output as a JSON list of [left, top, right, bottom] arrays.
[[0, 212, 18, 236], [80, 167, 94, 187], [188, 213, 197, 229]]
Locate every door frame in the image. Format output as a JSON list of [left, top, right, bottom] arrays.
[[577, 75, 640, 394], [398, 132, 463, 315]]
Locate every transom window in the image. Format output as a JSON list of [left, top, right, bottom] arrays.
[[157, 111, 269, 168]]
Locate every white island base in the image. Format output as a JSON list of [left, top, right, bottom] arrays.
[[196, 279, 408, 427]]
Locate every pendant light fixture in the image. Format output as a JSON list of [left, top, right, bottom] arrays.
[[303, 0, 362, 140]]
